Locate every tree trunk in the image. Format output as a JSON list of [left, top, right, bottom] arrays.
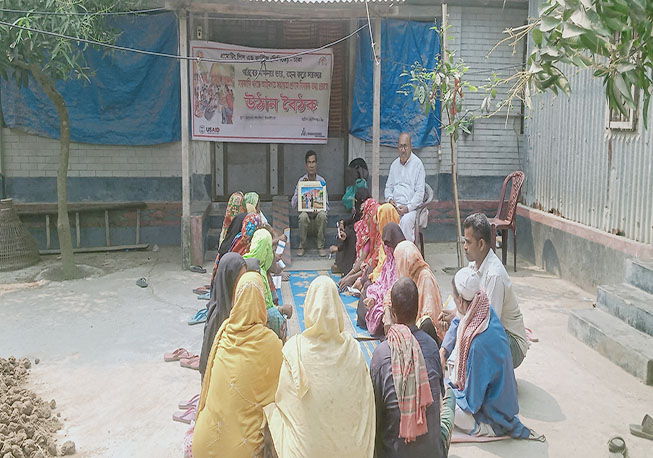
[[30, 64, 77, 279], [450, 135, 464, 267]]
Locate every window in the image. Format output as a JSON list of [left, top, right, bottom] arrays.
[[606, 86, 638, 131]]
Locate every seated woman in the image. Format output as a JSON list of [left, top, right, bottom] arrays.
[[199, 252, 246, 379], [264, 276, 375, 458], [243, 228, 292, 341], [330, 187, 370, 275], [193, 272, 283, 458], [359, 222, 405, 336], [219, 192, 246, 247], [390, 241, 444, 341], [441, 268, 534, 439], [231, 211, 263, 255], [338, 197, 381, 291]]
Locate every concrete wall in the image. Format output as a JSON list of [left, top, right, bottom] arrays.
[[517, 205, 653, 292]]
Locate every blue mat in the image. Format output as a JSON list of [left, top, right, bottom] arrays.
[[288, 270, 379, 365]]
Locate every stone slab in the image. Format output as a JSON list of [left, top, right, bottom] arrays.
[[597, 283, 653, 336], [568, 308, 653, 385], [626, 258, 653, 295]]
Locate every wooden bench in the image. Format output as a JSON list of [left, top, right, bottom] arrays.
[[15, 202, 149, 254]]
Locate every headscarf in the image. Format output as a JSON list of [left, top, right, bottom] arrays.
[[244, 191, 260, 209], [365, 223, 406, 333], [218, 213, 246, 259], [265, 276, 375, 458], [199, 253, 245, 377], [454, 290, 491, 390], [353, 187, 371, 222], [219, 192, 246, 246], [354, 198, 381, 269], [387, 324, 434, 442], [194, 272, 283, 458], [231, 212, 263, 255], [243, 229, 274, 309], [369, 204, 400, 282], [394, 241, 444, 338]]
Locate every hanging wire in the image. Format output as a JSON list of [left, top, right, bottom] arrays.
[[364, 0, 380, 65], [0, 7, 167, 16], [0, 19, 367, 65]]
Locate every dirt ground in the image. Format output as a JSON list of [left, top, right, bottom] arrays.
[[0, 245, 651, 457]]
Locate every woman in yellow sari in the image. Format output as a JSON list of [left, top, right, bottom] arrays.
[[264, 276, 375, 458], [193, 272, 283, 458]]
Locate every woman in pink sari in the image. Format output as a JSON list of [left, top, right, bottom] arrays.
[[363, 223, 405, 336]]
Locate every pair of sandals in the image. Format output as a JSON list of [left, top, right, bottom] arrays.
[[608, 414, 653, 457], [173, 394, 200, 424], [163, 348, 200, 370], [188, 307, 208, 325]]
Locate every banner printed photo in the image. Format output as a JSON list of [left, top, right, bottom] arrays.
[[191, 41, 333, 144]]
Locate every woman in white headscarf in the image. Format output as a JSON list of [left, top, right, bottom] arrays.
[[264, 276, 375, 458]]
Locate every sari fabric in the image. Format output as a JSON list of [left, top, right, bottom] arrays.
[[354, 198, 381, 269], [200, 253, 246, 377], [265, 276, 375, 458], [231, 212, 263, 255], [394, 241, 444, 338], [220, 192, 246, 246], [193, 272, 283, 458], [244, 191, 260, 209], [243, 229, 274, 309], [369, 204, 400, 282]]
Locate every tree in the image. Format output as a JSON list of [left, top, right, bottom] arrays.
[[0, 1, 139, 279], [493, 0, 653, 125], [402, 25, 480, 267]]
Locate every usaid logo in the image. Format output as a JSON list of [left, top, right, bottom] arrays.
[[199, 125, 220, 134]]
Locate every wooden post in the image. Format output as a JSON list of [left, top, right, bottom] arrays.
[[179, 10, 192, 269], [371, 19, 382, 201]]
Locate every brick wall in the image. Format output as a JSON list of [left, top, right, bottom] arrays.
[[1, 128, 182, 178]]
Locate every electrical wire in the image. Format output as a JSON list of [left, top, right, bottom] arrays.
[[0, 19, 366, 65], [0, 7, 167, 16], [364, 0, 379, 65]]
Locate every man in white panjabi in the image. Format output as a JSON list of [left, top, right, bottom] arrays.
[[384, 132, 425, 242]]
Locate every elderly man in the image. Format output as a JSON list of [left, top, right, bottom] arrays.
[[291, 150, 329, 257], [440, 212, 528, 368], [440, 267, 532, 439], [384, 132, 425, 242], [370, 278, 449, 458]]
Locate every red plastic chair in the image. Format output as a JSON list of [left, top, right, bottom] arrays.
[[489, 171, 525, 272]]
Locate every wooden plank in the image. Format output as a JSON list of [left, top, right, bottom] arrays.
[[136, 208, 141, 245], [75, 212, 80, 248], [180, 10, 192, 269], [45, 215, 51, 250], [16, 201, 147, 216], [371, 19, 381, 201], [39, 244, 150, 255]]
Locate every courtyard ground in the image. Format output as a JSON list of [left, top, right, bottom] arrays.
[[0, 244, 651, 457]]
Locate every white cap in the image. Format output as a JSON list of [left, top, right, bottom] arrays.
[[454, 267, 480, 302]]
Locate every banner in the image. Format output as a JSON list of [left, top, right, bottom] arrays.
[[190, 41, 332, 143]]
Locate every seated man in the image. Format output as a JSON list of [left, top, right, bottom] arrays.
[[291, 150, 329, 257], [370, 278, 447, 458], [384, 132, 425, 243], [441, 268, 532, 439]]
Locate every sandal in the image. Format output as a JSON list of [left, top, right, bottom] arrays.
[[136, 278, 148, 288], [629, 414, 653, 441], [180, 355, 200, 370], [189, 265, 207, 274], [193, 286, 210, 295], [173, 406, 196, 424], [164, 348, 193, 362], [197, 292, 210, 301], [179, 394, 200, 410], [526, 327, 539, 343], [608, 436, 628, 457], [188, 308, 208, 325]]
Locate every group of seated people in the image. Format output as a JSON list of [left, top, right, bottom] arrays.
[[186, 133, 540, 457]]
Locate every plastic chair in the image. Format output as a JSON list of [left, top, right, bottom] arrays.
[[489, 171, 525, 272], [414, 183, 434, 257]]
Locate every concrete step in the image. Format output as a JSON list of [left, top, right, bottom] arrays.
[[568, 308, 653, 385], [626, 258, 653, 295], [289, 227, 339, 249], [597, 283, 653, 336], [204, 250, 218, 263], [206, 228, 221, 252]]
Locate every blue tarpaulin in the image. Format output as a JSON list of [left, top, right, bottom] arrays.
[[350, 19, 441, 148], [1, 12, 180, 146]]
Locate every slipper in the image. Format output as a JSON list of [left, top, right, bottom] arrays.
[[608, 436, 628, 457], [190, 265, 207, 274], [197, 292, 210, 301], [526, 327, 539, 343], [164, 348, 193, 362], [173, 406, 196, 424], [193, 286, 210, 295], [188, 308, 208, 325], [282, 272, 290, 282], [178, 394, 200, 410], [136, 278, 148, 288], [630, 414, 653, 441], [180, 355, 200, 371]]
